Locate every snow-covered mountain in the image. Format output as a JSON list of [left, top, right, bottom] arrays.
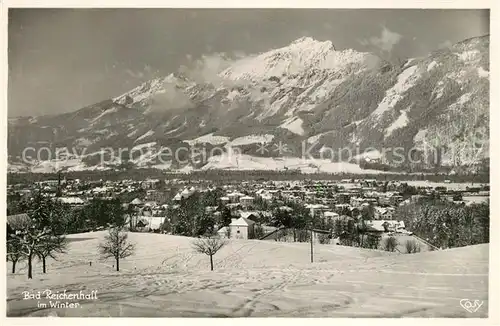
[[8, 35, 489, 174]]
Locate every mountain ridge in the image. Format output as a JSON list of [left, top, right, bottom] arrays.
[[8, 35, 489, 174]]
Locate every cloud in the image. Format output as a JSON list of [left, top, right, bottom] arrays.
[[438, 40, 453, 49], [125, 64, 160, 80], [146, 50, 259, 114], [233, 50, 247, 59], [178, 53, 237, 86], [360, 26, 402, 53], [146, 51, 252, 113], [125, 69, 144, 79], [148, 80, 193, 113]]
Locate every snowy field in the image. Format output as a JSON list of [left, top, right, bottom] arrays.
[[6, 232, 488, 317]]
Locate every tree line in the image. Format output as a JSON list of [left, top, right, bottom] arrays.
[[394, 199, 489, 249], [8, 168, 490, 185]]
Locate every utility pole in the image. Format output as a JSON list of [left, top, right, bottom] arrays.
[[310, 208, 314, 263], [56, 170, 62, 198], [310, 228, 314, 263]]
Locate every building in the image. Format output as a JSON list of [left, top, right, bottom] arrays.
[[229, 217, 255, 239], [173, 188, 194, 202], [227, 192, 245, 203], [130, 198, 144, 206], [365, 220, 406, 233], [240, 196, 254, 208], [324, 211, 340, 224], [379, 193, 404, 206], [57, 197, 85, 206], [217, 226, 230, 239], [374, 207, 394, 220], [350, 197, 366, 208], [132, 216, 166, 232]]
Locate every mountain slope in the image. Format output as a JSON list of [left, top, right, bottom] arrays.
[[8, 35, 489, 174]]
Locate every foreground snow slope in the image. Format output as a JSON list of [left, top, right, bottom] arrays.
[[7, 232, 488, 317]]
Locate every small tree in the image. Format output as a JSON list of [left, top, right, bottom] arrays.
[[365, 233, 382, 249], [98, 227, 135, 272], [6, 237, 24, 274], [192, 236, 227, 271], [405, 239, 421, 254], [35, 235, 68, 273], [317, 233, 330, 244], [382, 236, 398, 252], [253, 225, 266, 239], [220, 207, 233, 227]]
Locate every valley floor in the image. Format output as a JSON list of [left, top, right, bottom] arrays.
[[6, 232, 489, 317]]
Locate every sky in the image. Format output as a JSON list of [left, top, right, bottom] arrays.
[[8, 9, 489, 117]]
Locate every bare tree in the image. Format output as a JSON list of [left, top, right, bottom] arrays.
[[192, 236, 227, 271], [405, 239, 421, 254], [98, 227, 135, 271], [7, 195, 68, 279], [35, 235, 68, 273]]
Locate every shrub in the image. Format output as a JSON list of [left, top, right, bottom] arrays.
[[318, 233, 330, 244], [405, 239, 421, 254], [253, 225, 266, 239], [382, 236, 399, 252], [365, 233, 382, 249]]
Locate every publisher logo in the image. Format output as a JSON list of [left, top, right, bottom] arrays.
[[460, 299, 484, 313]]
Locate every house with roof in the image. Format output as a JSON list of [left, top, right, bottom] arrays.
[[227, 192, 245, 203], [217, 226, 230, 239], [57, 196, 86, 206], [240, 195, 254, 208], [374, 206, 394, 220], [236, 210, 260, 220], [173, 188, 194, 202], [130, 198, 144, 206], [324, 211, 340, 224], [229, 217, 255, 239], [144, 201, 158, 208], [132, 215, 167, 232], [379, 192, 404, 206], [365, 220, 406, 233]]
